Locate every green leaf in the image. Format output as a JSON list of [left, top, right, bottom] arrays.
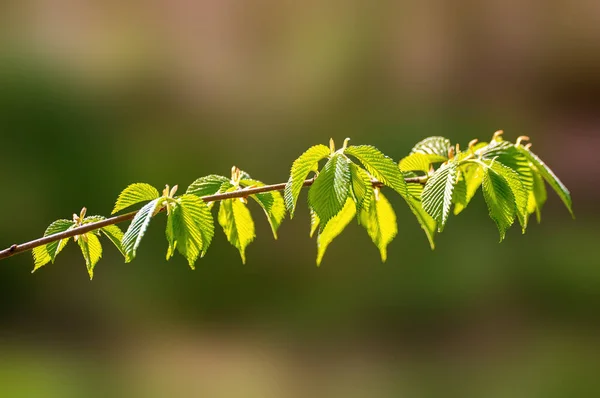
[[411, 136, 452, 158], [112, 183, 159, 214], [516, 145, 573, 217], [482, 164, 516, 241], [454, 164, 483, 215], [99, 225, 125, 257], [307, 153, 351, 227], [349, 163, 373, 213], [284, 144, 330, 218], [316, 198, 356, 266], [452, 173, 467, 208], [399, 152, 447, 173], [77, 233, 102, 280], [122, 198, 162, 262], [82, 216, 126, 257], [165, 194, 214, 268], [239, 179, 286, 239], [406, 182, 424, 201], [186, 175, 231, 197], [489, 161, 528, 232], [218, 198, 256, 263], [422, 162, 459, 231], [32, 219, 76, 271], [481, 141, 534, 195], [344, 145, 408, 197], [359, 190, 398, 262], [528, 170, 547, 223], [309, 208, 320, 238], [405, 197, 437, 249]]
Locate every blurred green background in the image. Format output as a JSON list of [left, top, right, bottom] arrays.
[[1, 1, 599, 396]]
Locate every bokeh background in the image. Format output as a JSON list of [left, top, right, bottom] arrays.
[[1, 1, 599, 396]]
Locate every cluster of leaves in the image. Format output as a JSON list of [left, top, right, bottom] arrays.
[[29, 132, 573, 278]]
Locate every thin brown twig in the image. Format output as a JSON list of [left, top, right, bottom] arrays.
[[0, 176, 426, 261]]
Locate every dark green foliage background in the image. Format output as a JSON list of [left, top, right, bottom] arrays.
[[0, 53, 598, 395]]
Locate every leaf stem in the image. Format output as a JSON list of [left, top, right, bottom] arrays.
[[0, 175, 426, 261]]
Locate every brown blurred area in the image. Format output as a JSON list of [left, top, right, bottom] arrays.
[[0, 1, 599, 396]]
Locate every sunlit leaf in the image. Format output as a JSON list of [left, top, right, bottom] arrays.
[[349, 163, 373, 213], [345, 145, 408, 197], [218, 198, 255, 263], [516, 145, 573, 217], [122, 198, 162, 262], [489, 161, 528, 232], [422, 162, 459, 231], [165, 194, 213, 268], [399, 152, 447, 173], [360, 190, 398, 262], [32, 219, 75, 271], [239, 179, 286, 239], [186, 175, 232, 197], [454, 164, 483, 215], [411, 136, 452, 158], [316, 198, 356, 266], [77, 233, 102, 280], [527, 169, 547, 224], [308, 153, 351, 227], [112, 183, 159, 214], [482, 164, 516, 241], [284, 144, 330, 218]]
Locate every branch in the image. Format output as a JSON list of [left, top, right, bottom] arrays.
[[0, 176, 426, 261]]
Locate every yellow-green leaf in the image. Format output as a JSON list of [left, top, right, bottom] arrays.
[[316, 198, 356, 266], [112, 183, 159, 214], [360, 190, 398, 262], [218, 198, 256, 263]]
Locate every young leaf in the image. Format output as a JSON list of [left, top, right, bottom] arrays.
[[284, 144, 330, 218], [482, 165, 516, 241], [180, 194, 214, 256], [239, 179, 286, 239], [309, 208, 320, 238], [99, 225, 126, 257], [527, 170, 547, 223], [411, 136, 452, 158], [349, 163, 373, 213], [82, 216, 126, 257], [122, 198, 161, 262], [422, 162, 459, 231], [405, 197, 437, 250], [307, 153, 351, 227], [165, 194, 213, 268], [112, 183, 160, 214], [344, 145, 408, 197], [489, 161, 528, 232], [452, 174, 467, 208], [481, 141, 534, 195], [186, 175, 232, 197], [399, 152, 447, 173], [454, 164, 483, 215], [516, 145, 574, 217], [77, 233, 102, 280], [218, 198, 256, 263], [359, 190, 398, 262], [32, 219, 76, 271], [316, 198, 356, 266]]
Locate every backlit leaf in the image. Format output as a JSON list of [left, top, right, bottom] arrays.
[[411, 136, 452, 158], [284, 144, 330, 218], [316, 198, 356, 266], [112, 183, 159, 214], [422, 162, 458, 231], [77, 233, 102, 280], [308, 153, 351, 227], [239, 179, 286, 239], [122, 198, 162, 262], [349, 163, 373, 213], [359, 190, 398, 262], [482, 165, 516, 241], [32, 219, 75, 271], [218, 198, 256, 263], [516, 145, 573, 217]]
